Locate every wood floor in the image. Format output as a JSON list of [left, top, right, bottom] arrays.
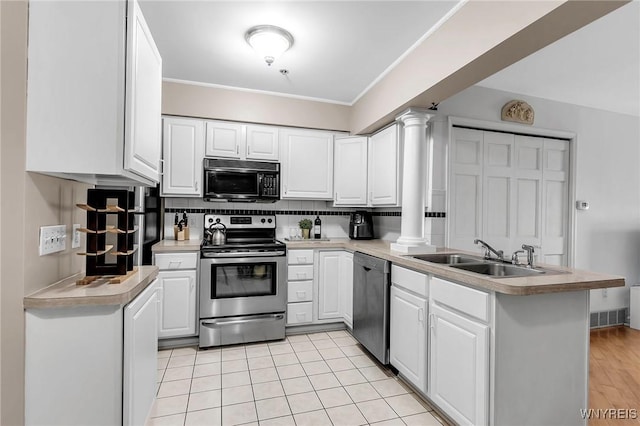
[[589, 326, 640, 426]]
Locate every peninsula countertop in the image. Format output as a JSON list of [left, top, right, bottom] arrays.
[[283, 238, 625, 295], [23, 265, 159, 309]]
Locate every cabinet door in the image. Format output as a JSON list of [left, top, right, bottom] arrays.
[[334, 137, 368, 206], [205, 121, 244, 158], [340, 252, 354, 327], [123, 279, 159, 426], [318, 251, 341, 319], [246, 125, 279, 161], [124, 0, 162, 183], [368, 124, 401, 206], [157, 270, 197, 338], [161, 118, 205, 196], [390, 286, 427, 393], [280, 128, 334, 199], [429, 303, 489, 426]]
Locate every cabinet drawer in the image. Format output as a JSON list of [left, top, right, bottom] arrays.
[[391, 265, 429, 297], [287, 302, 313, 325], [288, 281, 313, 302], [288, 265, 314, 281], [288, 249, 314, 265], [431, 277, 490, 323], [154, 252, 198, 270]]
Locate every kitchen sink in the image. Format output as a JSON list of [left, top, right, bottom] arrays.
[[411, 253, 482, 264], [450, 262, 546, 277]]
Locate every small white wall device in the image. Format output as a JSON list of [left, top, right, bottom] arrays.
[[576, 200, 589, 210]]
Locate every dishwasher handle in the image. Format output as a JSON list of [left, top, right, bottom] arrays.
[[353, 252, 390, 273]]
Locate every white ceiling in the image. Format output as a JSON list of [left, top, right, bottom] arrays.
[[139, 0, 640, 116], [477, 0, 640, 117]]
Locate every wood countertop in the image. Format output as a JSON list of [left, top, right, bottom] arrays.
[[284, 238, 625, 296], [23, 265, 159, 309]]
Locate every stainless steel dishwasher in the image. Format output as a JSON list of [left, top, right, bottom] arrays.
[[352, 252, 391, 365]]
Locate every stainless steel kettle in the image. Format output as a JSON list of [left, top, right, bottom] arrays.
[[206, 220, 227, 245]]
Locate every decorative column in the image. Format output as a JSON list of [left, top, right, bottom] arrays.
[[390, 108, 436, 254]]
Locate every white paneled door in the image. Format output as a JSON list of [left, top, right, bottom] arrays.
[[449, 127, 569, 265]]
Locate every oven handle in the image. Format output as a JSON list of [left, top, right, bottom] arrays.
[[202, 250, 286, 258], [201, 313, 285, 327]]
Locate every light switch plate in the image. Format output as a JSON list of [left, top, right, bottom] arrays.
[[39, 225, 67, 255], [72, 224, 81, 248]]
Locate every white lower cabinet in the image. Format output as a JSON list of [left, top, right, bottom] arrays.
[[317, 250, 353, 325], [154, 252, 198, 338], [25, 279, 160, 426], [287, 249, 315, 325], [429, 278, 489, 426], [123, 279, 161, 426], [287, 249, 353, 327], [389, 265, 428, 394], [340, 252, 354, 327], [390, 285, 428, 394]]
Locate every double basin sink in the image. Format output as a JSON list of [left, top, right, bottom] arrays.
[[410, 253, 548, 278]]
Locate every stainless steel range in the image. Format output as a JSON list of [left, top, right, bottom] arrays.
[[199, 214, 286, 348]]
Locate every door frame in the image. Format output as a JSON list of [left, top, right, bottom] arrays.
[[445, 116, 577, 267]]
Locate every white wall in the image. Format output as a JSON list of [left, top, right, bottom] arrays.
[[436, 85, 640, 312]]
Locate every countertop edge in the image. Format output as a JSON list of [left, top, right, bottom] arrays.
[[284, 239, 626, 295], [23, 266, 159, 309]]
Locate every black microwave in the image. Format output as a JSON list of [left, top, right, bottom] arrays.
[[203, 158, 280, 202]]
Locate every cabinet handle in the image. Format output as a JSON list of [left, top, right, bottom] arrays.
[[247, 145, 251, 155], [296, 312, 306, 320], [418, 308, 424, 323], [296, 272, 307, 279], [236, 145, 239, 155], [284, 185, 288, 195], [429, 313, 435, 332], [190, 276, 195, 290], [296, 290, 306, 299], [296, 256, 306, 262], [159, 159, 164, 175], [195, 181, 198, 192]]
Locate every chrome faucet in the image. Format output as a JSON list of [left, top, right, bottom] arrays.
[[474, 239, 504, 261], [511, 250, 525, 265], [521, 244, 536, 268]]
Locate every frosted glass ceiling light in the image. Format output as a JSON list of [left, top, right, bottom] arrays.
[[245, 25, 293, 66]]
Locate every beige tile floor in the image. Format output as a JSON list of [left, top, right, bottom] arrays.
[[147, 330, 447, 426]]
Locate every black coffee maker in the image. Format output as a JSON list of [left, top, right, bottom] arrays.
[[349, 210, 374, 240]]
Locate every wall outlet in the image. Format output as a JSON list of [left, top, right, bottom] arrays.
[[72, 224, 81, 248], [602, 288, 608, 298], [39, 225, 67, 256]]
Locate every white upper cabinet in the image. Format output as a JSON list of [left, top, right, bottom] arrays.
[[205, 121, 245, 159], [123, 0, 163, 183], [368, 124, 402, 206], [280, 128, 334, 199], [26, 0, 162, 186], [161, 117, 205, 197], [246, 125, 279, 161], [205, 121, 279, 161], [334, 136, 369, 206]]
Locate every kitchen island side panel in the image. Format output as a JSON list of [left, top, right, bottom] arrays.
[[492, 290, 589, 426], [25, 305, 123, 426]]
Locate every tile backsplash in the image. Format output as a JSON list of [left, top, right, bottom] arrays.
[[163, 198, 446, 244]]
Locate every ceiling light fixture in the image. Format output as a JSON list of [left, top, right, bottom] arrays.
[[245, 25, 293, 66]]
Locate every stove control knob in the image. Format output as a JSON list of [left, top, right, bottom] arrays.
[[208, 218, 214, 223], [267, 218, 273, 223], [261, 218, 266, 223]]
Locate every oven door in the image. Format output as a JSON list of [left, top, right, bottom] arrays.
[[200, 254, 286, 318]]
